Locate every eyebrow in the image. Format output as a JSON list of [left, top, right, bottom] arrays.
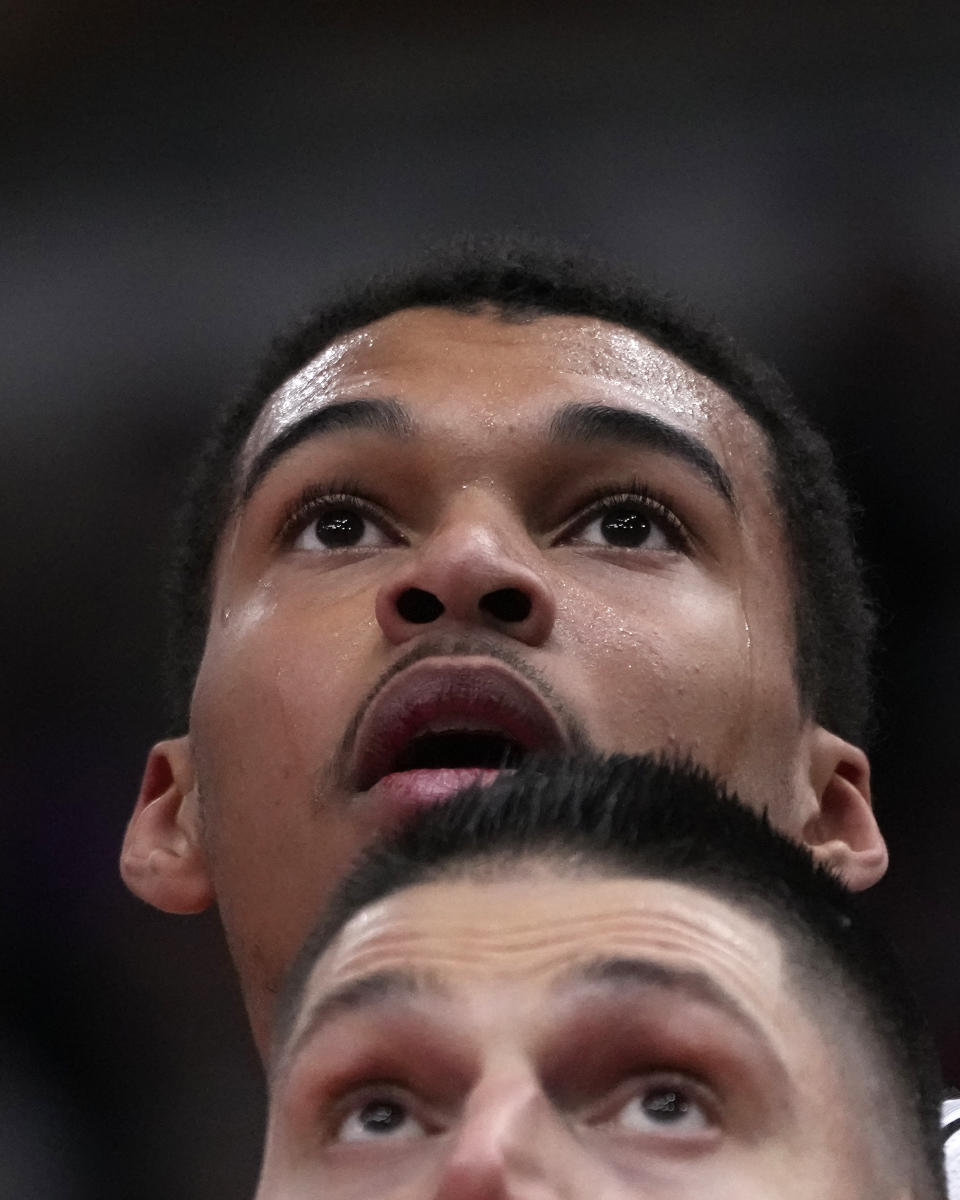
[[275, 954, 787, 1094], [240, 397, 415, 501], [549, 403, 735, 506], [280, 967, 446, 1074], [241, 394, 735, 510], [558, 954, 770, 1046]]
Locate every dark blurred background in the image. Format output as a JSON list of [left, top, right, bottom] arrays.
[[4, 2, 960, 1196]]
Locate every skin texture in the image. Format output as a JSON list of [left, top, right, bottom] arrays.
[[256, 872, 906, 1200], [121, 308, 887, 1051]]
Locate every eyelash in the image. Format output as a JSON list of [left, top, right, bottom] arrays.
[[276, 480, 404, 547], [325, 1079, 410, 1123], [556, 481, 690, 551], [275, 478, 690, 552], [317, 1068, 720, 1144]]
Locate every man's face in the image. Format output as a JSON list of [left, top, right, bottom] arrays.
[[126, 307, 880, 1048], [256, 872, 892, 1200]]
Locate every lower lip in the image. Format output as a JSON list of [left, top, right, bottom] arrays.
[[364, 768, 504, 819]]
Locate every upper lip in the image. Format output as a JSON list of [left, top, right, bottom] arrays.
[[346, 659, 574, 792]]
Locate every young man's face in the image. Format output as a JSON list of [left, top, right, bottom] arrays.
[[257, 872, 899, 1200], [122, 308, 884, 1049]]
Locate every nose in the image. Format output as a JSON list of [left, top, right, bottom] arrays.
[[432, 1074, 566, 1200], [375, 501, 556, 648]]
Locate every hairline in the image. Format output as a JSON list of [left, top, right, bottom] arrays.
[[263, 749, 940, 1195], [273, 847, 914, 1183], [270, 843, 917, 1200]]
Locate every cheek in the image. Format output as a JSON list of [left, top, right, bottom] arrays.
[[186, 589, 386, 980], [555, 572, 753, 734], [192, 579, 378, 777], [552, 567, 802, 787]]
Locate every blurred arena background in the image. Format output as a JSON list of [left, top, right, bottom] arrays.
[[4, 2, 960, 1195]]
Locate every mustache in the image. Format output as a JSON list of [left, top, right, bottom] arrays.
[[329, 633, 593, 792]]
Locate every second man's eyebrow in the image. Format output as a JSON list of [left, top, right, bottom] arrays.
[[241, 397, 415, 501], [549, 402, 735, 506]]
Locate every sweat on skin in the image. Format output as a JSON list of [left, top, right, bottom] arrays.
[[122, 307, 886, 1051]]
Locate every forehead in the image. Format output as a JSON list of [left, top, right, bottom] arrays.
[[300, 872, 789, 1032], [241, 306, 775, 489]]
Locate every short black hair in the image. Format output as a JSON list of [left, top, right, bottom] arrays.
[[276, 754, 944, 1199], [166, 235, 874, 742]]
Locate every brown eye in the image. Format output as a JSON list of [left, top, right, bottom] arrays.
[[312, 509, 366, 547], [567, 498, 680, 552], [598, 505, 655, 548], [292, 503, 394, 552]]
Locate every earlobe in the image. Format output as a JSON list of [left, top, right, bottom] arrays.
[[120, 737, 214, 914], [801, 728, 888, 891]]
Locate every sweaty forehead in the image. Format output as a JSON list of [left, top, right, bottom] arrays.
[[308, 872, 787, 1015], [241, 306, 772, 478]]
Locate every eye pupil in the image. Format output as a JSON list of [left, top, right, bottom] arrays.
[[315, 509, 364, 547], [359, 1101, 405, 1133], [601, 506, 651, 547], [643, 1089, 689, 1122]]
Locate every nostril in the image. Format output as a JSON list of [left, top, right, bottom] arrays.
[[396, 587, 445, 624], [480, 588, 532, 624]]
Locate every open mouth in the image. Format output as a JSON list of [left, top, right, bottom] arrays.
[[390, 729, 528, 774], [347, 659, 572, 799]]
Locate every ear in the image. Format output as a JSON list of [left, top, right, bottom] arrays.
[[800, 727, 888, 891], [120, 737, 214, 913]]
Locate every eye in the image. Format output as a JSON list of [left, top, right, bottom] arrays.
[[605, 1080, 713, 1137], [334, 1095, 428, 1144], [282, 491, 401, 553], [561, 492, 686, 553], [294, 504, 392, 552]]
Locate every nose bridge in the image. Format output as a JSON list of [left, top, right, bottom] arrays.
[[467, 1065, 541, 1151], [427, 487, 531, 584], [434, 1066, 562, 1200], [375, 484, 557, 646]]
